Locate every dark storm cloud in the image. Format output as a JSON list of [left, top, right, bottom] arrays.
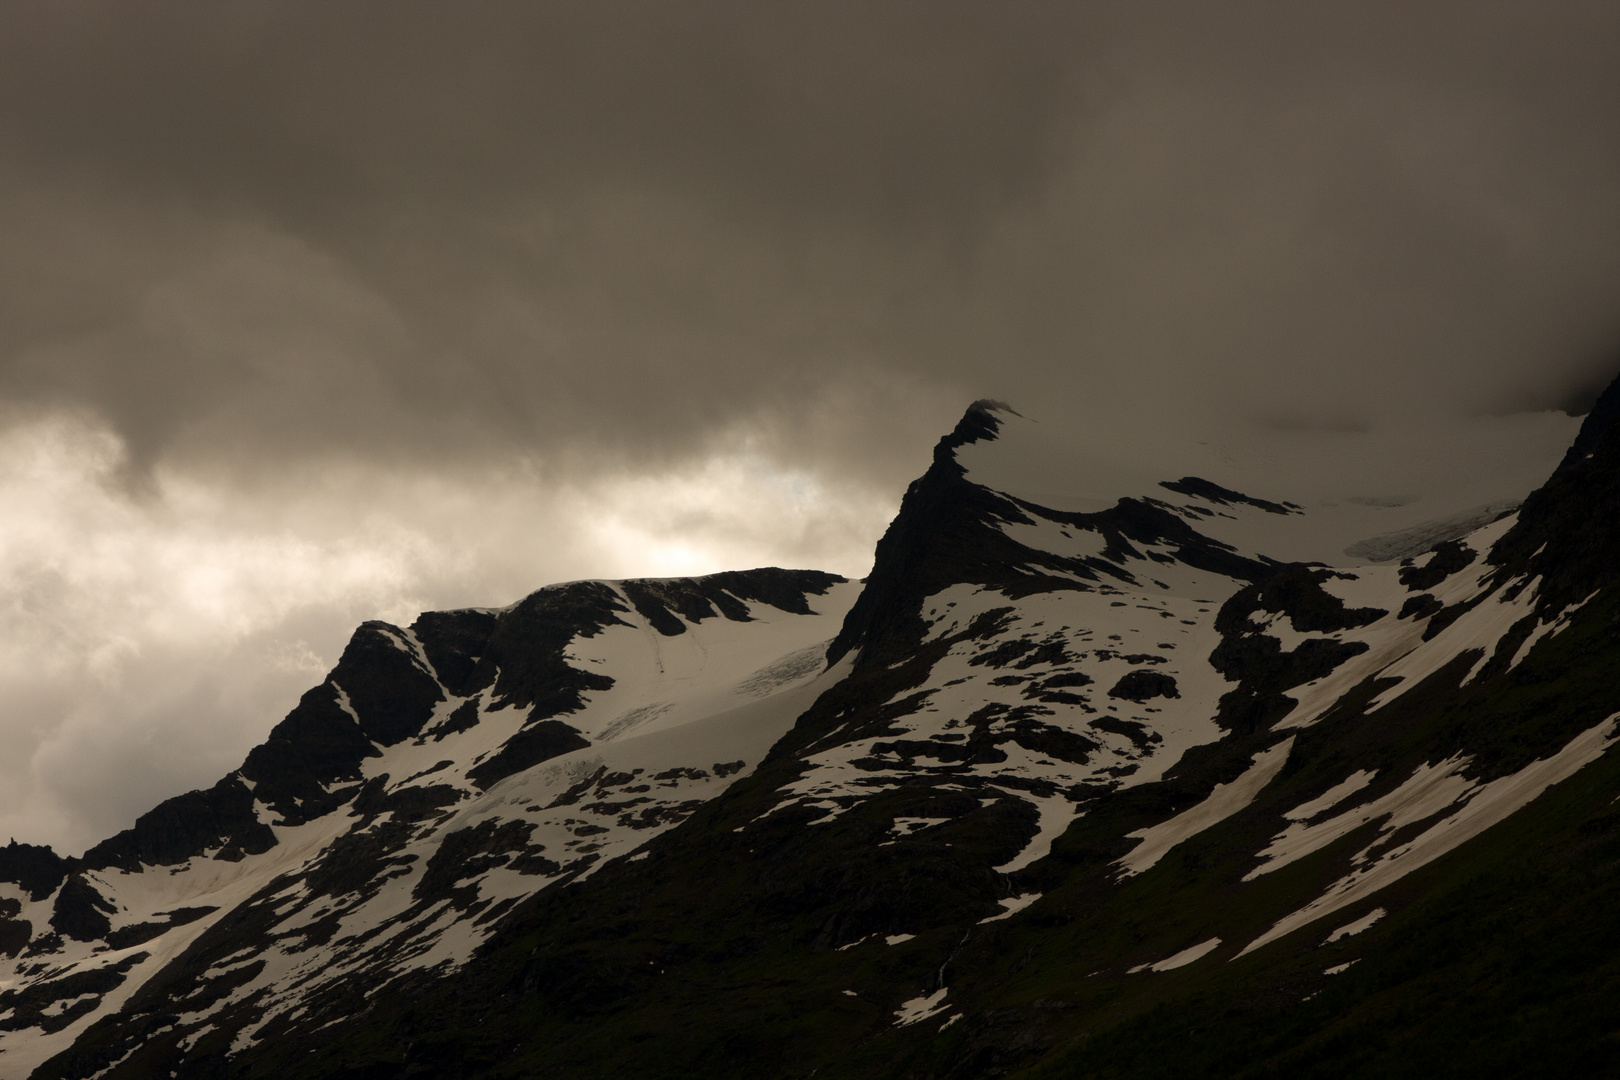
[[0, 1, 1617, 485]]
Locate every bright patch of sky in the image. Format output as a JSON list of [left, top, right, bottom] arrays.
[[0, 412, 890, 854]]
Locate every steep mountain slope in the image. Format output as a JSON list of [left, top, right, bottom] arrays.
[[0, 570, 856, 1077], [10, 385, 1620, 1079]]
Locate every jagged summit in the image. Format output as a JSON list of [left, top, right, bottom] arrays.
[[936, 398, 1017, 458], [829, 400, 1286, 669]]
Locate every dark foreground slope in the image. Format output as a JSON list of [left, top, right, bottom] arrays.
[[21, 383, 1620, 1079]]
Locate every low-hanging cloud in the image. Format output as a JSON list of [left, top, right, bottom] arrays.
[[2, 1, 1619, 850], [0, 1, 1616, 478]]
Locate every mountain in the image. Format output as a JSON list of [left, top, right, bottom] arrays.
[[7, 386, 1620, 1079]]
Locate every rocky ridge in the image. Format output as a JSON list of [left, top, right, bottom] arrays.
[[8, 383, 1620, 1078]]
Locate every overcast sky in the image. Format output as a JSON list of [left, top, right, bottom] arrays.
[[3, 1, 1619, 854]]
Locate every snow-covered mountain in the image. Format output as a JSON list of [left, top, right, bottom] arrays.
[[0, 571, 857, 1075], [8, 387, 1620, 1079]]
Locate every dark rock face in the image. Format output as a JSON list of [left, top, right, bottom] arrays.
[[1107, 670, 1179, 702], [410, 608, 499, 697], [49, 877, 116, 942], [1205, 566, 1384, 734], [1158, 476, 1300, 516], [0, 916, 28, 958], [466, 720, 592, 790], [824, 403, 1019, 670], [329, 621, 446, 747], [238, 681, 382, 827], [621, 569, 845, 637], [0, 840, 70, 901], [351, 775, 464, 824], [466, 581, 630, 717], [224, 618, 465, 829], [103, 907, 214, 951], [1491, 369, 1620, 610], [414, 819, 552, 905], [82, 775, 275, 872], [1081, 496, 1280, 583], [423, 697, 483, 741], [0, 951, 148, 1035], [1399, 539, 1476, 591], [1399, 593, 1444, 620], [1224, 565, 1387, 634]]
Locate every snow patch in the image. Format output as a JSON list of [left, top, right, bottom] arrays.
[[1128, 937, 1222, 973], [992, 792, 1074, 874], [894, 988, 950, 1027], [1242, 714, 1620, 956], [1286, 771, 1378, 822], [1115, 738, 1295, 878], [1325, 908, 1385, 943], [979, 893, 1041, 924]]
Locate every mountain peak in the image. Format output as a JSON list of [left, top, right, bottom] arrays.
[[931, 397, 1017, 467], [10, 385, 1620, 1079]]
